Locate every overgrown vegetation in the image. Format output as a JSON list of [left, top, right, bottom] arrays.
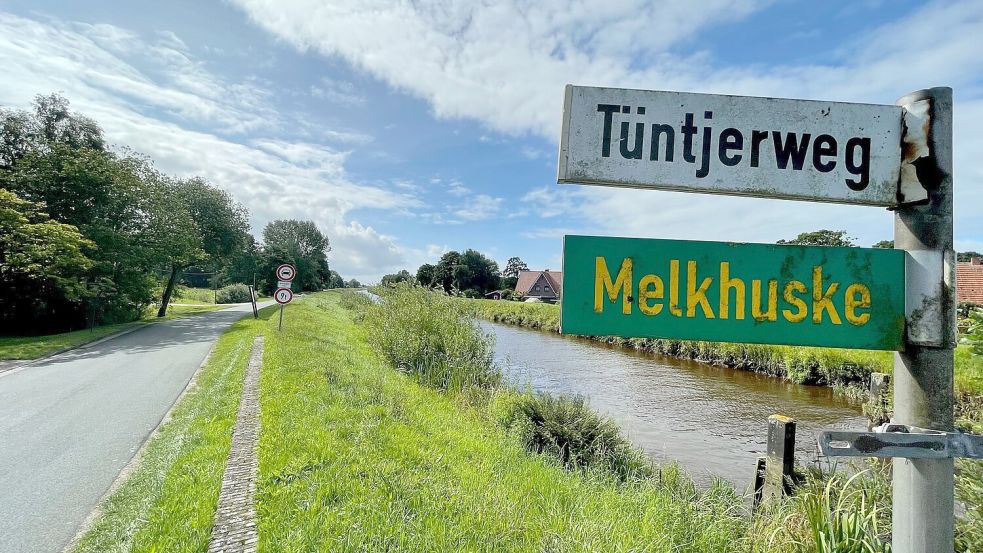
[[344, 287, 911, 551], [215, 283, 252, 304]]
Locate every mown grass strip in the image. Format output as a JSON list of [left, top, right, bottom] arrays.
[[72, 306, 275, 553], [256, 292, 751, 552]]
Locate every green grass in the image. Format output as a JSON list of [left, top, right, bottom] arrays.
[[0, 303, 228, 361], [72, 305, 276, 553], [256, 292, 758, 552], [171, 285, 217, 304]]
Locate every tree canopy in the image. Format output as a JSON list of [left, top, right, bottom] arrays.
[[777, 229, 856, 247], [260, 219, 330, 293]]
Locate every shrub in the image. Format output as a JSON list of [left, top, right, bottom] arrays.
[[795, 472, 892, 553], [363, 284, 501, 392], [503, 391, 653, 481], [215, 283, 252, 304]]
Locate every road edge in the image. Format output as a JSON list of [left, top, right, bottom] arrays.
[[60, 338, 222, 553]]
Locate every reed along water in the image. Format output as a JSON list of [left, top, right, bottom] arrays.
[[483, 321, 868, 488]]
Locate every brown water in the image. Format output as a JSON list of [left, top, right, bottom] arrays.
[[483, 321, 867, 489]]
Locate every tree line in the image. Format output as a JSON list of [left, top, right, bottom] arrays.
[[0, 94, 351, 334], [381, 251, 531, 298]]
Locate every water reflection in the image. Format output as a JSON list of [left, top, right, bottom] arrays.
[[483, 321, 867, 488]]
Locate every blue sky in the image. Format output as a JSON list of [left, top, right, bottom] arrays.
[[1, 0, 981, 281]]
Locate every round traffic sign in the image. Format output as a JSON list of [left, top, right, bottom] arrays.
[[274, 288, 293, 304], [275, 264, 296, 281]]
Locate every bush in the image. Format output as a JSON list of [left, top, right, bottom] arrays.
[[363, 284, 501, 392], [502, 391, 653, 481], [215, 283, 252, 304]]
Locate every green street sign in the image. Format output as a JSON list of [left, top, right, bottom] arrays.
[[560, 235, 906, 350]]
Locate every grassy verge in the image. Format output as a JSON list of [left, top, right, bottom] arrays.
[[0, 303, 227, 361], [72, 306, 275, 553], [256, 292, 758, 551]]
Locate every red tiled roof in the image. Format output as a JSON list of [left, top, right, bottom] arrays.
[[957, 260, 983, 304]]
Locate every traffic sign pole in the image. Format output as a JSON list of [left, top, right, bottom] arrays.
[[892, 87, 955, 553]]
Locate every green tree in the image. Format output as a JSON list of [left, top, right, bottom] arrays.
[[958, 251, 982, 262], [435, 251, 462, 292], [326, 270, 345, 289], [261, 219, 330, 293], [503, 256, 528, 278], [415, 263, 436, 287], [382, 270, 413, 286], [345, 278, 362, 288], [872, 240, 894, 249], [777, 229, 856, 247], [454, 249, 501, 295], [2, 97, 162, 327], [0, 190, 93, 333]]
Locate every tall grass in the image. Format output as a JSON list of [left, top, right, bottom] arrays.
[[361, 284, 501, 392]]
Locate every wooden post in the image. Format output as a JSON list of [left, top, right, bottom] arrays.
[[867, 372, 891, 430], [752, 456, 767, 510], [762, 414, 796, 506]]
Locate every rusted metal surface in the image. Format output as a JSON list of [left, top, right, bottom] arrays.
[[892, 86, 955, 553], [557, 85, 904, 206]]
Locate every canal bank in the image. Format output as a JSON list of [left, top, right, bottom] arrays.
[[485, 320, 866, 487]]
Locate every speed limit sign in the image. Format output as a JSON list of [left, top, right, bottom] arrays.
[[275, 264, 296, 281], [274, 288, 293, 304]]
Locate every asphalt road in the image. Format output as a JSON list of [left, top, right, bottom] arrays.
[[0, 302, 271, 553]]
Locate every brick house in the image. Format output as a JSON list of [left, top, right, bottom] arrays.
[[514, 270, 562, 303], [957, 257, 983, 306]]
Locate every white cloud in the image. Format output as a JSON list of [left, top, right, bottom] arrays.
[[310, 76, 366, 106], [0, 12, 420, 281], [229, 0, 983, 247], [452, 194, 503, 221]]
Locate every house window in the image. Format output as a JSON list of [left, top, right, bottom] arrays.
[[534, 285, 540, 292], [544, 286, 551, 293]]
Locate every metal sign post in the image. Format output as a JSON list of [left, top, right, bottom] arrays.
[[891, 87, 955, 553], [557, 84, 968, 551], [274, 264, 296, 331]]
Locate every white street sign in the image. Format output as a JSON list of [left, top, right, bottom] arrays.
[[277, 280, 292, 290], [558, 85, 904, 206], [274, 288, 293, 304], [275, 264, 296, 281]]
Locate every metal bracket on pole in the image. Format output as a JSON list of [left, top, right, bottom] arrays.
[[904, 250, 945, 346], [819, 423, 983, 460]]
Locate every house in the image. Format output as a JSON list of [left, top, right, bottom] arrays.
[[484, 290, 503, 300], [515, 269, 562, 303], [956, 257, 983, 306]]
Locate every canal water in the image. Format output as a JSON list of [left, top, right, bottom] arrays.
[[483, 321, 868, 489]]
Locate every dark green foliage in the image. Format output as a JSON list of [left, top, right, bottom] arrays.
[[777, 229, 856, 247], [430, 248, 501, 294], [0, 189, 93, 332], [215, 283, 252, 304], [957, 251, 982, 262], [503, 256, 528, 278], [260, 219, 330, 293], [505, 391, 653, 481], [415, 263, 436, 287], [871, 240, 894, 249], [381, 269, 413, 286]]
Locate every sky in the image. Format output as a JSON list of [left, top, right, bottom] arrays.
[[0, 0, 981, 282]]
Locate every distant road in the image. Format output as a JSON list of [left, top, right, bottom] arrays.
[[0, 302, 271, 553]]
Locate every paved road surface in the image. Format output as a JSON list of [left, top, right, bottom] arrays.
[[0, 302, 271, 553]]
